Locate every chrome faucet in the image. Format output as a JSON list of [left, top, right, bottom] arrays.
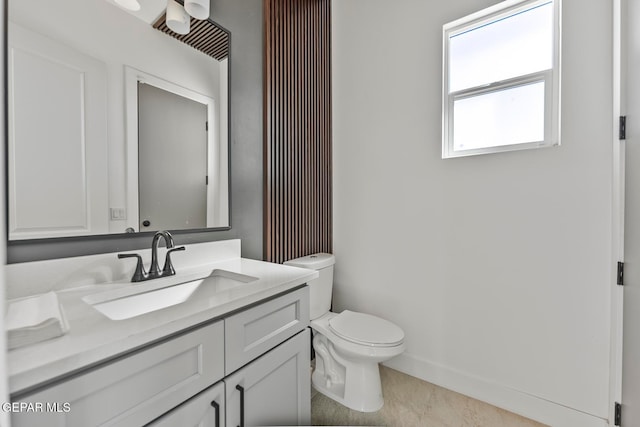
[[118, 230, 186, 282]]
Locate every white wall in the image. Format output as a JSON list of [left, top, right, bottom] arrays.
[[332, 1, 613, 426], [9, 0, 222, 234]]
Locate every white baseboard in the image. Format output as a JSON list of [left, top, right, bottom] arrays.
[[383, 353, 609, 427]]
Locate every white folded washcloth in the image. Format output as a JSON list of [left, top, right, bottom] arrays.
[[6, 292, 69, 350]]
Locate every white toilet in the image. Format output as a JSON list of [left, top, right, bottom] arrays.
[[284, 253, 405, 412]]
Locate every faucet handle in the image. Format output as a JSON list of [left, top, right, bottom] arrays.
[[118, 253, 148, 282], [162, 246, 186, 276]]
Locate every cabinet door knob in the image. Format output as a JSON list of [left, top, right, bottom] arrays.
[[236, 384, 245, 427], [210, 400, 220, 427]]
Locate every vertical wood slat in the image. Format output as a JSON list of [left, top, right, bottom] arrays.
[[264, 0, 332, 264]]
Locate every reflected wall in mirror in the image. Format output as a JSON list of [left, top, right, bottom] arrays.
[[7, 0, 230, 240]]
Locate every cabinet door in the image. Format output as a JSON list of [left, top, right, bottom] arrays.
[[148, 381, 225, 427], [8, 23, 109, 239], [225, 329, 310, 427]]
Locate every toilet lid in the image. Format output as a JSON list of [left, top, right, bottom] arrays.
[[328, 310, 404, 347]]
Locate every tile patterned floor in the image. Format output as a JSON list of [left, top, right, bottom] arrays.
[[311, 366, 548, 427]]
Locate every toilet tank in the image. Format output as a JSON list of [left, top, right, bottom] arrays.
[[284, 253, 335, 320]]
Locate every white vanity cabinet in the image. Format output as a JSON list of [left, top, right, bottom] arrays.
[[11, 286, 310, 427]]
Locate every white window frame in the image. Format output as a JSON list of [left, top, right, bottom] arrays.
[[442, 0, 561, 159]]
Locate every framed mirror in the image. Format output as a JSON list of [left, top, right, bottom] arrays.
[[6, 0, 230, 241]]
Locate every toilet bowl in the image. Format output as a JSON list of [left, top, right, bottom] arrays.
[[310, 311, 405, 411], [284, 253, 405, 412]]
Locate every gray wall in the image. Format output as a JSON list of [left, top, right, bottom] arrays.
[[7, 0, 264, 263]]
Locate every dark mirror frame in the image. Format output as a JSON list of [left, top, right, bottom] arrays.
[[3, 2, 232, 255]]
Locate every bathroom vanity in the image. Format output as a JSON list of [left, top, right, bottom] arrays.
[[6, 240, 315, 426]]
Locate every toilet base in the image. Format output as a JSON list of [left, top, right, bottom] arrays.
[[312, 333, 384, 412], [312, 362, 384, 412]]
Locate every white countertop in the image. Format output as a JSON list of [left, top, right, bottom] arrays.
[[7, 251, 318, 395]]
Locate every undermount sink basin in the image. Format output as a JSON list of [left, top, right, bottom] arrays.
[[82, 270, 258, 320]]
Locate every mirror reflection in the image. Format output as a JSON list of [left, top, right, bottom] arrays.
[[7, 0, 230, 240]]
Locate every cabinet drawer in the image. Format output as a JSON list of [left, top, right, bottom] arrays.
[[225, 286, 309, 373], [148, 381, 225, 427], [12, 321, 224, 427]]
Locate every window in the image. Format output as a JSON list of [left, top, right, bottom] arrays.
[[442, 0, 560, 158]]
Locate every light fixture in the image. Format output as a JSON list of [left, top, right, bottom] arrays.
[[184, 0, 209, 20], [166, 0, 190, 35], [114, 0, 141, 11]]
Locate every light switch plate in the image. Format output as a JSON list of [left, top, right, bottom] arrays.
[[110, 208, 127, 220]]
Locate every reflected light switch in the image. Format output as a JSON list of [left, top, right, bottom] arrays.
[[110, 208, 127, 220]]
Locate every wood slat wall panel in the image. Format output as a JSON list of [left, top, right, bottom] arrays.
[[264, 0, 332, 263]]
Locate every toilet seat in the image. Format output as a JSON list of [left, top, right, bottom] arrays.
[[328, 310, 404, 347]]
